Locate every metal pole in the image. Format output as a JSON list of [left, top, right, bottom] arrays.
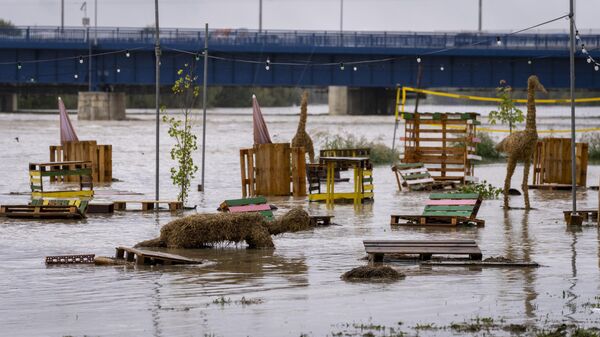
[[340, 0, 344, 32], [61, 0, 64, 31], [569, 0, 577, 213], [200, 23, 208, 191], [87, 27, 92, 91], [94, 0, 97, 44], [259, 0, 262, 33], [478, 0, 482, 31], [154, 0, 161, 202]]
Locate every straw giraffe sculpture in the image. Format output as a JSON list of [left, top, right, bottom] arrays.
[[495, 75, 547, 209], [292, 91, 315, 163]]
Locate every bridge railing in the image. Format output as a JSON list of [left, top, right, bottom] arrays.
[[1, 26, 599, 50]]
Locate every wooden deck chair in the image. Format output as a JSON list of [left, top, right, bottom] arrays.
[[391, 192, 484, 226], [392, 163, 456, 191], [218, 197, 274, 220]]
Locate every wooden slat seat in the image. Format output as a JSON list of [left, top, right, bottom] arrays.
[[392, 163, 456, 192], [113, 200, 183, 212], [0, 204, 85, 219], [391, 192, 484, 227], [115, 246, 201, 265], [218, 197, 273, 219], [363, 239, 482, 262]]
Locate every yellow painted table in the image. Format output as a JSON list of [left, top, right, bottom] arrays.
[[315, 156, 373, 206]]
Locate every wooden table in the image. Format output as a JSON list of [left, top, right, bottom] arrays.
[[319, 156, 370, 206]]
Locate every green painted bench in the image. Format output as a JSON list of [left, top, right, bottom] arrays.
[[391, 192, 484, 226], [218, 197, 273, 220]]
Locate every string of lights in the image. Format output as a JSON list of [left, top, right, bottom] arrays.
[[574, 23, 600, 71]]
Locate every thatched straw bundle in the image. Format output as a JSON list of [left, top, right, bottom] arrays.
[[341, 265, 404, 281], [135, 207, 312, 249]]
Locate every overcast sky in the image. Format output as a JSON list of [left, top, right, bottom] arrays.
[[1, 0, 599, 32]]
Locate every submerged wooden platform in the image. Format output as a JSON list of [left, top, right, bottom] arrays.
[[45, 254, 95, 264], [113, 200, 183, 211], [115, 246, 202, 265], [0, 204, 84, 219], [309, 215, 334, 226], [364, 240, 482, 262], [528, 184, 583, 191], [420, 260, 539, 267], [87, 201, 115, 214]]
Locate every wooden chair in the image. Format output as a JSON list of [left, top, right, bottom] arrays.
[[391, 192, 484, 226], [392, 163, 456, 191]]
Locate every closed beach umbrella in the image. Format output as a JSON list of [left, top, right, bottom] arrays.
[[58, 97, 79, 144], [252, 94, 272, 145]]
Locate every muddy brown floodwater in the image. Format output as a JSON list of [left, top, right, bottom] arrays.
[[1, 108, 600, 337]]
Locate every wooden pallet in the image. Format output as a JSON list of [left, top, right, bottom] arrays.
[[0, 204, 85, 219], [45, 254, 95, 264], [391, 193, 484, 226], [113, 200, 183, 211], [563, 209, 598, 223], [532, 138, 588, 187], [87, 201, 115, 214], [363, 240, 482, 262], [392, 163, 456, 192], [115, 246, 201, 265], [309, 215, 334, 226], [420, 260, 539, 267]]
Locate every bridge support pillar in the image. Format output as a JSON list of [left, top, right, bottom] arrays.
[[0, 93, 18, 112], [328, 86, 394, 115], [77, 92, 126, 120]]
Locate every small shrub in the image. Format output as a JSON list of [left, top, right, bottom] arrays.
[[316, 133, 400, 165], [476, 133, 501, 160], [457, 180, 503, 199], [580, 133, 600, 161]]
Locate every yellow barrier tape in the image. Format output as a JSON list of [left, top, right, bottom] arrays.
[[425, 123, 600, 133], [402, 86, 600, 104]]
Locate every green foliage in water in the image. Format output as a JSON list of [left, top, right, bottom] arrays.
[[163, 64, 199, 204], [476, 132, 502, 160], [457, 180, 503, 199], [316, 133, 400, 165], [580, 133, 600, 161]]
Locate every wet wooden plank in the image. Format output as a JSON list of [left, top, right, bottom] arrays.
[[45, 254, 95, 264], [115, 246, 201, 265]]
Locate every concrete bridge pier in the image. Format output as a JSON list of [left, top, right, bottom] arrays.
[[0, 93, 18, 112], [328, 86, 395, 115], [77, 92, 126, 120]]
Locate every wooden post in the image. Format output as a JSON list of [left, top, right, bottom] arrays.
[[291, 147, 307, 197]]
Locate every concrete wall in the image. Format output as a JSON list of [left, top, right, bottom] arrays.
[[328, 86, 396, 115], [77, 92, 126, 120], [0, 93, 17, 112]]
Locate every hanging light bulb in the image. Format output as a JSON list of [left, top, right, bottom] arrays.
[[353, 66, 357, 71], [29, 77, 35, 83], [265, 57, 271, 70], [195, 53, 200, 61], [416, 57, 421, 63], [595, 64, 600, 71], [125, 50, 130, 58], [74, 74, 79, 79], [17, 62, 22, 70], [496, 36, 502, 45], [79, 56, 84, 64], [588, 57, 593, 64], [582, 44, 587, 54], [575, 30, 580, 40], [440, 65, 445, 71], [339, 62, 344, 70], [527, 59, 532, 65], [116, 68, 121, 73]]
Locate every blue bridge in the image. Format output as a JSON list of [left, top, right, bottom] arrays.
[[1, 26, 600, 90]]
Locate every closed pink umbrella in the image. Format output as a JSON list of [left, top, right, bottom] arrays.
[[252, 94, 272, 145], [58, 97, 79, 144]]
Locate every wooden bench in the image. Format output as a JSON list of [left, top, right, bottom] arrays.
[[115, 246, 201, 265], [218, 197, 273, 219], [563, 209, 598, 224], [113, 200, 183, 211], [1, 199, 89, 219], [392, 163, 456, 191], [363, 240, 482, 262], [391, 192, 484, 226]]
